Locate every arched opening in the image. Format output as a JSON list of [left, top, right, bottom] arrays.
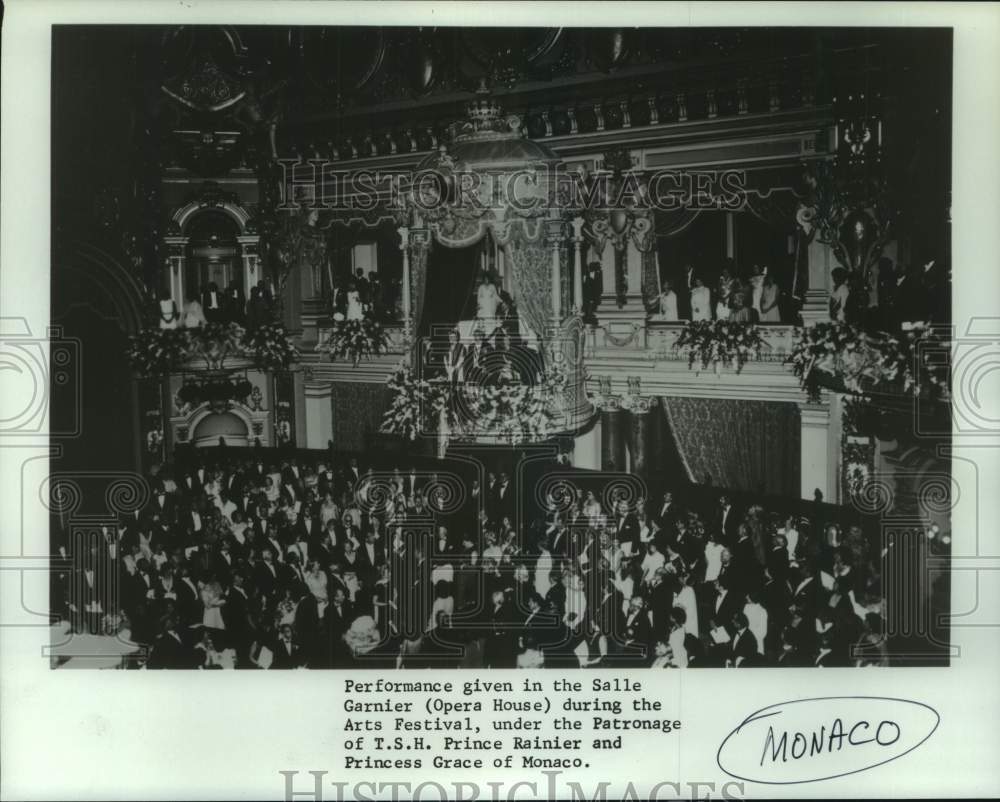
[[183, 209, 243, 305], [191, 410, 250, 447]]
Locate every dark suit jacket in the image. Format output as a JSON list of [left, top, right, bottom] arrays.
[[717, 505, 741, 545], [623, 609, 653, 657], [614, 513, 640, 552], [270, 639, 303, 669], [730, 628, 759, 665], [147, 631, 197, 669], [357, 541, 386, 575], [712, 588, 746, 634]]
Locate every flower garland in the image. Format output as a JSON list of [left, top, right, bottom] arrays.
[[322, 315, 389, 367], [241, 322, 299, 371], [126, 328, 192, 378], [787, 321, 949, 398], [380, 364, 433, 442], [380, 359, 566, 445], [126, 323, 298, 377], [673, 320, 763, 374]]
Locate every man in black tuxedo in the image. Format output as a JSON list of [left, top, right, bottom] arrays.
[[622, 594, 652, 666], [327, 587, 354, 639], [716, 495, 741, 546], [613, 500, 640, 555], [253, 547, 281, 605], [483, 589, 516, 668], [280, 552, 308, 598], [293, 509, 321, 544], [201, 282, 225, 324], [147, 613, 197, 669], [357, 530, 386, 584], [282, 458, 304, 490], [731, 524, 763, 596], [494, 472, 513, 520], [519, 592, 561, 654], [675, 262, 697, 320], [654, 491, 677, 536], [727, 612, 759, 667], [225, 282, 246, 325], [593, 579, 627, 656], [144, 486, 174, 524], [549, 522, 569, 557], [710, 574, 745, 638], [354, 268, 370, 305], [432, 525, 454, 559], [442, 328, 466, 387], [270, 624, 303, 669], [583, 261, 603, 322]]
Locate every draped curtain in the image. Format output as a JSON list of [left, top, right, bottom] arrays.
[[660, 397, 800, 496], [418, 242, 479, 338], [504, 228, 551, 343], [410, 242, 430, 340], [638, 231, 661, 312]]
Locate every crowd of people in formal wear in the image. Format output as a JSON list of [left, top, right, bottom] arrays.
[[650, 262, 784, 324], [156, 280, 276, 330], [581, 251, 949, 331], [329, 268, 400, 322], [54, 446, 914, 670]]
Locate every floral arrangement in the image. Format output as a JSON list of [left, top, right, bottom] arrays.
[[189, 322, 246, 369], [242, 322, 299, 371], [126, 328, 191, 378], [787, 321, 950, 398], [842, 437, 876, 502], [343, 615, 381, 656], [127, 323, 298, 377], [322, 316, 389, 367], [380, 359, 566, 446], [673, 320, 764, 374], [380, 363, 433, 442]]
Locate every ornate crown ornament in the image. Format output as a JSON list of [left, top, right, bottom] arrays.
[[452, 93, 522, 142]]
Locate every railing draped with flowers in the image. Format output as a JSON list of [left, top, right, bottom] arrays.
[[318, 316, 390, 367], [786, 322, 950, 399], [672, 320, 764, 374], [126, 323, 298, 378], [380, 360, 567, 446]]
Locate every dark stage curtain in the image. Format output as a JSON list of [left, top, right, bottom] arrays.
[[659, 397, 801, 497], [417, 243, 480, 338], [331, 382, 390, 452]]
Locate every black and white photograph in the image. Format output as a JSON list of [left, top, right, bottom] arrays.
[[45, 20, 953, 672], [2, 2, 999, 800]]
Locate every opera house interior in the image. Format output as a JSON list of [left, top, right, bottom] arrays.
[[49, 25, 952, 669]]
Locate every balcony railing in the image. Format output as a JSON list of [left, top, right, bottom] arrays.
[[586, 321, 797, 363]]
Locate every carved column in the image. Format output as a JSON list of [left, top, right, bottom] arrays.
[[571, 416, 602, 470], [304, 377, 334, 450], [571, 216, 585, 311], [545, 217, 566, 324], [164, 235, 188, 308], [799, 397, 838, 502], [237, 235, 260, 295], [594, 382, 627, 471], [801, 229, 835, 325], [397, 225, 411, 338], [624, 394, 658, 478]]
